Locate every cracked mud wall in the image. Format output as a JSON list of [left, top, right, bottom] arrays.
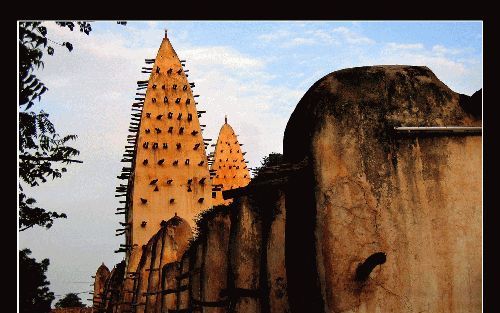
[[126, 215, 192, 313], [117, 249, 141, 313], [312, 120, 481, 313], [160, 261, 179, 312], [200, 209, 231, 313], [133, 240, 154, 313], [139, 188, 286, 313], [284, 65, 481, 313], [176, 254, 191, 311], [228, 195, 263, 313], [190, 239, 205, 310], [116, 161, 287, 313], [266, 191, 290, 313]]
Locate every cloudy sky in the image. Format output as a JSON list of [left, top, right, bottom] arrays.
[[18, 21, 482, 305]]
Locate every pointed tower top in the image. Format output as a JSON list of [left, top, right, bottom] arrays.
[[164, 29, 168, 39], [225, 115, 227, 124], [97, 262, 110, 274], [124, 33, 209, 264], [210, 120, 251, 206]]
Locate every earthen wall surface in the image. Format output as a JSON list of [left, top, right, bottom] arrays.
[[283, 65, 482, 313]]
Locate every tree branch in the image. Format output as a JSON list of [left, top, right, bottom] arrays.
[[19, 155, 83, 163], [19, 224, 35, 232]]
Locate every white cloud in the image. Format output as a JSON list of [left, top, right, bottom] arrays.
[[307, 29, 337, 44], [37, 21, 304, 181], [385, 42, 424, 50], [331, 26, 375, 45], [181, 46, 266, 71], [281, 37, 318, 48], [258, 29, 291, 42], [363, 42, 479, 94], [381, 44, 466, 75], [258, 25, 374, 48], [178, 45, 302, 167], [431, 44, 467, 56]]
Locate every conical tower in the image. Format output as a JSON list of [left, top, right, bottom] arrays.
[[209, 116, 251, 205], [91, 263, 110, 311], [115, 33, 212, 312]]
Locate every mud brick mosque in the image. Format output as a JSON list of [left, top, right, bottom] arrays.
[[90, 31, 482, 313]]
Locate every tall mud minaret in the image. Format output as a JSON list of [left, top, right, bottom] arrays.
[[115, 32, 212, 313], [124, 29, 211, 249], [209, 116, 251, 205]]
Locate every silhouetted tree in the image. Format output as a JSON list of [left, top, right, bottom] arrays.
[[252, 152, 284, 179], [55, 293, 86, 308], [19, 21, 126, 231], [18, 21, 94, 231], [18, 21, 127, 313], [19, 249, 55, 313]]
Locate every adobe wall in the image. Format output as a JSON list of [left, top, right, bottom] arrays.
[[310, 122, 481, 313], [130, 215, 192, 313], [283, 65, 482, 313], [199, 207, 231, 313], [109, 187, 287, 313]]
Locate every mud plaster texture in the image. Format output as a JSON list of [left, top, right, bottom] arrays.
[[283, 65, 481, 313], [131, 215, 192, 313], [200, 210, 232, 313]]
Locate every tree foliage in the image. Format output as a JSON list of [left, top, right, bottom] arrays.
[[19, 249, 55, 313], [252, 152, 284, 179], [18, 21, 91, 231], [55, 293, 86, 308]]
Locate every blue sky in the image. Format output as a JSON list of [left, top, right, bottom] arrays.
[[19, 21, 482, 306]]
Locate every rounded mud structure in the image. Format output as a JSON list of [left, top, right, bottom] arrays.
[[283, 65, 482, 313]]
